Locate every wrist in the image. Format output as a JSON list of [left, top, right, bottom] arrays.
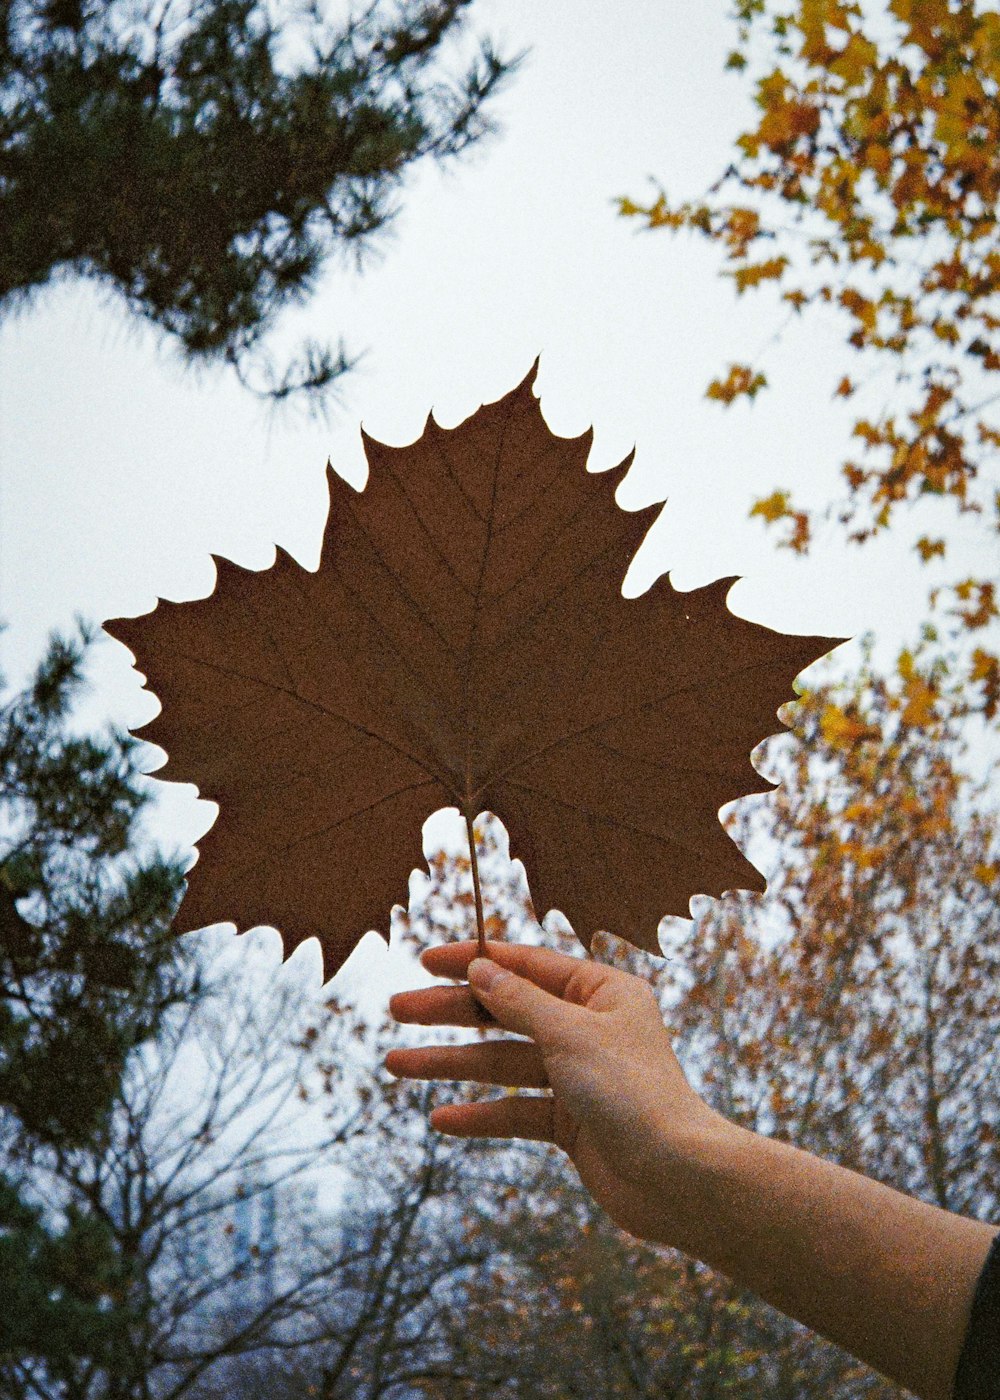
[[643, 1100, 747, 1251]]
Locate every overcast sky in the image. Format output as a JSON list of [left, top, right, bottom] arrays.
[[0, 0, 984, 1002]]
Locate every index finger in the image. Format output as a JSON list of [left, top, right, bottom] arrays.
[[419, 939, 614, 1005], [389, 983, 494, 1027]]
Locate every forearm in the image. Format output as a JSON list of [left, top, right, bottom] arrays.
[[658, 1112, 998, 1400]]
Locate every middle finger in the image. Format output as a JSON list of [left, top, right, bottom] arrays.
[[386, 1039, 548, 1088]]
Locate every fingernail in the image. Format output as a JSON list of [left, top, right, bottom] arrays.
[[468, 957, 504, 992]]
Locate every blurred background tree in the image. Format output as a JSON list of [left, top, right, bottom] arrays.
[[0, 0, 514, 406], [0, 629, 190, 1388], [620, 0, 1000, 721]]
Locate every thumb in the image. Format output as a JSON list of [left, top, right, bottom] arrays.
[[468, 957, 580, 1044]]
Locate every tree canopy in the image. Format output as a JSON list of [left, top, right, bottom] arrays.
[[0, 0, 513, 404], [621, 0, 1000, 719]]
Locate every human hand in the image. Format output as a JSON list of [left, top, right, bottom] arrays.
[[387, 939, 726, 1245]]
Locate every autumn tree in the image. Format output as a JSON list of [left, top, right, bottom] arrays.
[[675, 656, 999, 1212], [35, 941, 514, 1400], [621, 0, 1000, 718], [0, 0, 513, 404]]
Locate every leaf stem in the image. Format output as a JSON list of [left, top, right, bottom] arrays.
[[464, 810, 487, 957]]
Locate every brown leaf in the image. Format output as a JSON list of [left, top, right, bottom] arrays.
[[105, 366, 841, 977]]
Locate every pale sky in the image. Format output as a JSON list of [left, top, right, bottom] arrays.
[[0, 0, 984, 1002]]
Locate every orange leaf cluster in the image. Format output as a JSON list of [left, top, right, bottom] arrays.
[[750, 490, 812, 552], [953, 579, 998, 631], [732, 255, 789, 293], [970, 647, 999, 720], [706, 363, 768, 403]]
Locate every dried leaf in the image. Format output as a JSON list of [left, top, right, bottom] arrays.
[[106, 366, 840, 977]]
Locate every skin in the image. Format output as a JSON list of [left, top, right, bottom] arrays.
[[387, 940, 998, 1400]]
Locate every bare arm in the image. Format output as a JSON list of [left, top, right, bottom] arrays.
[[661, 1109, 995, 1400], [388, 941, 997, 1400]]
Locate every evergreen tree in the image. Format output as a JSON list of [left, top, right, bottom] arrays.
[[0, 0, 513, 404], [0, 628, 189, 1389]]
